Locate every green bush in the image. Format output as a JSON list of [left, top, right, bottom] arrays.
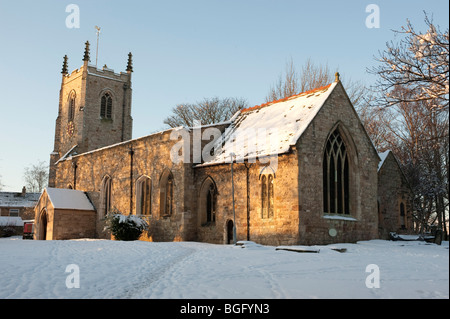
[[104, 211, 148, 241]]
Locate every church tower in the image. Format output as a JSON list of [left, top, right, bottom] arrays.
[[49, 41, 133, 187]]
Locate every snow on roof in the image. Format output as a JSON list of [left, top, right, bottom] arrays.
[[44, 188, 95, 211], [55, 144, 78, 164], [62, 127, 186, 162], [0, 192, 40, 208], [378, 150, 391, 171], [198, 82, 337, 166], [0, 216, 25, 226]]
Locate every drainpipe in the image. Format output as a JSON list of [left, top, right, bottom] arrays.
[[244, 162, 253, 241], [72, 161, 78, 190], [230, 153, 237, 245]]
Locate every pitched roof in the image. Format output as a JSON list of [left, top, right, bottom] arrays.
[[43, 188, 95, 211], [378, 150, 391, 171], [198, 82, 337, 166], [0, 216, 26, 226], [0, 192, 40, 208]]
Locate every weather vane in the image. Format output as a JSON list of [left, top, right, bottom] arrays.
[[95, 26, 101, 67]]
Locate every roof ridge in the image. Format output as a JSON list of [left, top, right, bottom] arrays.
[[241, 83, 333, 114]]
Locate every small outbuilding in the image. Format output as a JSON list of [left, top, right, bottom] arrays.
[[34, 188, 96, 240], [377, 150, 414, 239]]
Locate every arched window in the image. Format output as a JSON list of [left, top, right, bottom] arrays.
[[261, 174, 274, 219], [160, 170, 174, 217], [400, 202, 406, 230], [68, 92, 76, 122], [206, 183, 216, 223], [323, 128, 350, 215], [136, 176, 152, 216], [101, 176, 112, 217], [100, 92, 113, 119], [268, 174, 274, 218], [199, 177, 217, 225], [261, 175, 267, 218]]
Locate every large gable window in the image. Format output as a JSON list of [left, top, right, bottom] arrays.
[[323, 128, 350, 215]]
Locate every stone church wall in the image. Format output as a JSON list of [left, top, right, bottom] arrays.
[[193, 153, 300, 246], [54, 129, 192, 241], [378, 153, 413, 239], [295, 82, 379, 245], [51, 78, 381, 245]]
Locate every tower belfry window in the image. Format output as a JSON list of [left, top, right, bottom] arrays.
[[68, 94, 75, 122], [101, 93, 113, 119]]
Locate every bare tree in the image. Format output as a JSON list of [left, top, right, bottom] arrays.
[[164, 97, 249, 128], [0, 174, 4, 191], [265, 57, 366, 109], [23, 161, 49, 193], [369, 12, 449, 110], [265, 58, 301, 103], [356, 95, 395, 151], [372, 86, 449, 237], [368, 13, 449, 238]]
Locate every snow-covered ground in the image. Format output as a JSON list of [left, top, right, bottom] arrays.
[[0, 237, 448, 299]]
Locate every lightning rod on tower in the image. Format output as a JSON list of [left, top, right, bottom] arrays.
[[95, 26, 101, 67]]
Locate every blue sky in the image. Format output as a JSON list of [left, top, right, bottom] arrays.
[[0, 0, 448, 192]]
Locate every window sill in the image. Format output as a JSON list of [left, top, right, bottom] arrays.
[[322, 214, 357, 222]]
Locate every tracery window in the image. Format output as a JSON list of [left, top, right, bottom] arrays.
[[323, 128, 350, 215], [100, 92, 113, 119], [68, 93, 76, 122], [137, 176, 152, 216], [261, 174, 274, 219]]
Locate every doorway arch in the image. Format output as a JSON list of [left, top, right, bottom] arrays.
[[39, 209, 48, 240], [226, 220, 234, 245]]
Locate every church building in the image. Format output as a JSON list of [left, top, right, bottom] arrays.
[[34, 42, 410, 245]]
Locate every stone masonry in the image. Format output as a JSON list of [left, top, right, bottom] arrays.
[[378, 151, 413, 239], [39, 43, 394, 245]]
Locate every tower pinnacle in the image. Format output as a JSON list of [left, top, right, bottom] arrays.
[[61, 55, 68, 75], [83, 41, 90, 62], [126, 52, 133, 73]]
